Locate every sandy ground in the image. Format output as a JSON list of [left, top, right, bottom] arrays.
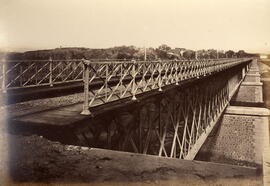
[[0, 133, 262, 186]]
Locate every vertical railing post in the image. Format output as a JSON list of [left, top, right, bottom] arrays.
[[20, 64, 23, 86], [35, 62, 38, 84], [203, 59, 207, 76], [49, 57, 53, 87], [141, 62, 145, 89], [175, 62, 179, 85], [158, 61, 162, 91], [131, 60, 137, 100], [2, 61, 6, 93], [105, 63, 108, 102], [120, 63, 123, 97], [81, 59, 91, 115]]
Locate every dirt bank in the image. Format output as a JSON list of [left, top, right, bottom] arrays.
[[0, 132, 260, 186]]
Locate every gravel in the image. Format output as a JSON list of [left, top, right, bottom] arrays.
[[1, 92, 84, 118]]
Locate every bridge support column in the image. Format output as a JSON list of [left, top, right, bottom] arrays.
[[81, 61, 91, 115], [231, 59, 263, 107], [231, 81, 263, 107], [197, 106, 269, 167], [197, 59, 269, 167]]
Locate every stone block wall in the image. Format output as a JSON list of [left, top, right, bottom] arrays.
[[233, 82, 263, 104], [244, 74, 261, 82], [196, 59, 270, 167], [232, 60, 263, 106], [198, 107, 269, 166], [248, 70, 260, 75]]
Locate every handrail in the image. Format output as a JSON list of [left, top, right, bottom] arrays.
[[0, 58, 251, 92], [0, 59, 84, 92], [80, 58, 252, 115]]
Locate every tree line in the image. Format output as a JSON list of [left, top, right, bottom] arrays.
[[3, 44, 257, 61]]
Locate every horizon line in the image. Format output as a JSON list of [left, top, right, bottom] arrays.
[[1, 46, 270, 55]]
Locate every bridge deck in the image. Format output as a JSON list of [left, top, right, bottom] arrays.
[[10, 83, 168, 127], [12, 103, 85, 126], [3, 81, 83, 104], [9, 73, 204, 127]]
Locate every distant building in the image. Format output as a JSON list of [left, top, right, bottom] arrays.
[[260, 55, 268, 59]]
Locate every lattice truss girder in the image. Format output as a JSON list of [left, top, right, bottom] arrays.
[[82, 58, 250, 109], [0, 58, 249, 92], [74, 69, 243, 160], [0, 60, 84, 90]]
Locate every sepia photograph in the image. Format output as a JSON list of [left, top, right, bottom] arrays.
[[0, 0, 270, 185]]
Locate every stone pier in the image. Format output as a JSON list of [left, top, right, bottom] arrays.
[[232, 60, 263, 106], [197, 59, 269, 168]]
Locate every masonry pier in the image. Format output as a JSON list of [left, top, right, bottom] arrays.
[[197, 60, 269, 168]]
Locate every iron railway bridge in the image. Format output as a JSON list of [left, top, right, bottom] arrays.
[[2, 58, 253, 160]]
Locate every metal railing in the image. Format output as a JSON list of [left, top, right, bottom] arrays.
[[0, 59, 84, 92], [0, 58, 251, 113], [0, 58, 144, 92], [81, 58, 252, 115]]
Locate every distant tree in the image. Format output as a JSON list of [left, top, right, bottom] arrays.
[[146, 48, 158, 60], [6, 46, 249, 61], [110, 46, 137, 60], [217, 51, 225, 58], [154, 44, 172, 60], [173, 48, 186, 59], [116, 52, 132, 59], [133, 48, 145, 60], [158, 44, 171, 51], [236, 50, 247, 58], [133, 47, 157, 61], [6, 52, 23, 60], [183, 50, 195, 59], [225, 50, 235, 58], [196, 50, 208, 59], [206, 49, 218, 59]]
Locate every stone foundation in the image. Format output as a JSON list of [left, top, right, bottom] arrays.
[[197, 106, 269, 166], [232, 61, 263, 106], [232, 82, 263, 105], [197, 59, 269, 167], [244, 74, 261, 82]]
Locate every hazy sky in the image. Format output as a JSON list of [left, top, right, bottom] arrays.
[[1, 0, 270, 53]]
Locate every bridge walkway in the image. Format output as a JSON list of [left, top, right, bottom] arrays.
[[8, 77, 198, 127], [2, 81, 83, 105]]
